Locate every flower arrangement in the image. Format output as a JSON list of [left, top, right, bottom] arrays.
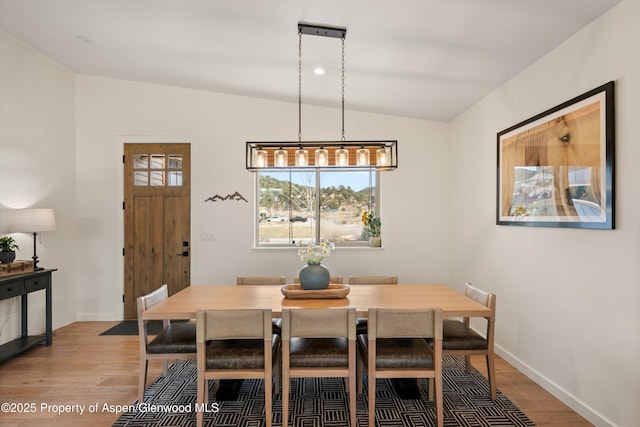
[[297, 240, 335, 264], [362, 210, 381, 237]]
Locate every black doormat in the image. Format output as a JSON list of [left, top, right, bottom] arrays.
[[99, 320, 163, 336], [114, 356, 535, 427]]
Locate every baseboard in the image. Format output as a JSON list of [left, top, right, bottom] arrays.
[[495, 344, 613, 427], [75, 312, 122, 321]]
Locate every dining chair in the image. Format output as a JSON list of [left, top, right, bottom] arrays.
[[293, 276, 344, 284], [237, 276, 287, 334], [347, 275, 398, 285], [136, 284, 197, 403], [236, 276, 287, 285], [196, 308, 281, 427], [441, 282, 497, 399], [358, 307, 443, 427], [281, 307, 357, 427], [347, 276, 398, 335]]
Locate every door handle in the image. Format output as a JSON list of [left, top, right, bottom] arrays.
[[176, 251, 189, 257]]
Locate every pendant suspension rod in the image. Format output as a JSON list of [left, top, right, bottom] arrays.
[[298, 30, 303, 142], [341, 35, 345, 141]]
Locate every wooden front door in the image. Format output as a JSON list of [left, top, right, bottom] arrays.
[[123, 143, 191, 319]]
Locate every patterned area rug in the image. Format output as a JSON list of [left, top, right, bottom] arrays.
[[114, 356, 534, 426]]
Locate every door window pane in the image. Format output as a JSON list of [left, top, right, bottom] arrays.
[[168, 171, 183, 186], [133, 154, 148, 168], [150, 171, 165, 186], [150, 154, 165, 169], [134, 171, 148, 186], [168, 154, 183, 169]]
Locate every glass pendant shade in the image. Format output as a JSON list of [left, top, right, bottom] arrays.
[[376, 148, 389, 166], [356, 147, 370, 166], [255, 150, 268, 168], [295, 148, 309, 166], [335, 148, 349, 166], [315, 148, 329, 166], [274, 149, 288, 167]]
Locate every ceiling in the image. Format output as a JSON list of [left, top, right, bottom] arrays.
[[0, 0, 621, 122]]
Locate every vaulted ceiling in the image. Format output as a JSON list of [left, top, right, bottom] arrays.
[[0, 0, 621, 121]]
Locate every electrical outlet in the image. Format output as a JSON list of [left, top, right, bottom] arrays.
[[199, 233, 215, 241]]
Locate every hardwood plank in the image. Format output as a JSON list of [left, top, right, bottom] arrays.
[[469, 355, 592, 427], [0, 322, 592, 426]]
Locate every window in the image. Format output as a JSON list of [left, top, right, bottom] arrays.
[[133, 153, 183, 186], [256, 170, 378, 246]]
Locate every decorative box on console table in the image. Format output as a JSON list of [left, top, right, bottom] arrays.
[[0, 260, 34, 278]]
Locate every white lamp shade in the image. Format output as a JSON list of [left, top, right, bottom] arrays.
[[10, 208, 56, 232]]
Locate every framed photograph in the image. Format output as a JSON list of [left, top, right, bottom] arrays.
[[497, 81, 615, 229]]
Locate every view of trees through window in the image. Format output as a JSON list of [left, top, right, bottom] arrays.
[[257, 170, 378, 246]]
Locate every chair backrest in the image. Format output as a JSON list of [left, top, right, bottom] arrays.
[[348, 275, 398, 285], [137, 284, 169, 316], [294, 276, 343, 284], [137, 284, 170, 352], [463, 282, 496, 343], [282, 308, 356, 340], [237, 276, 286, 285], [197, 309, 272, 342], [464, 282, 496, 316], [368, 308, 442, 340]]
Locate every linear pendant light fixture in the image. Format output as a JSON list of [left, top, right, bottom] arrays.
[[246, 23, 397, 171]]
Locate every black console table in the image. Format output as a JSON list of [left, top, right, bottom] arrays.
[[0, 269, 56, 362]]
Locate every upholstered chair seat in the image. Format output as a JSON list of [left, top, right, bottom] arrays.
[[441, 320, 487, 350], [146, 322, 197, 354], [357, 336, 434, 369], [289, 337, 349, 368], [206, 335, 280, 370]]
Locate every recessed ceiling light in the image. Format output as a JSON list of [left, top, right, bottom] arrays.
[[313, 67, 326, 75]]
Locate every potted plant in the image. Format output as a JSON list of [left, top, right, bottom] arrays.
[[0, 236, 19, 264], [362, 210, 382, 247]]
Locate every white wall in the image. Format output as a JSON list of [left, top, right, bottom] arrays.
[[449, 1, 639, 426], [74, 75, 450, 320], [0, 29, 76, 343]]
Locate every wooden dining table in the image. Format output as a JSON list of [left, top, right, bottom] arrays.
[[142, 283, 493, 320]]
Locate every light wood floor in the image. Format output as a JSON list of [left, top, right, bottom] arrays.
[[0, 321, 592, 426]]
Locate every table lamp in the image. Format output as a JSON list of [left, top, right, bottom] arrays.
[[10, 208, 56, 271]]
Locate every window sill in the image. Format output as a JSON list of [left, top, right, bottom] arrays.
[[252, 245, 384, 251]]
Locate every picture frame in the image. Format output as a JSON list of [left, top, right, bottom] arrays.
[[497, 81, 615, 229]]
